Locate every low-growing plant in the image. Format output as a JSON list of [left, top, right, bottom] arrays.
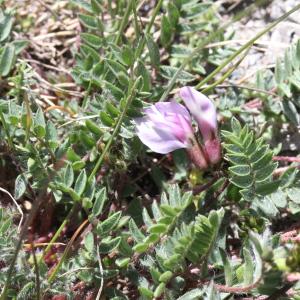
[[0, 0, 300, 299]]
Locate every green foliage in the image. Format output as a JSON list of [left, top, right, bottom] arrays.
[[0, 8, 27, 77], [222, 117, 278, 200], [0, 1, 300, 299]]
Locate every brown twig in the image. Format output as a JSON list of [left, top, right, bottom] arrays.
[[213, 276, 262, 293], [192, 174, 221, 195]]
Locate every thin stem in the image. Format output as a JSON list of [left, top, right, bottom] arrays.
[[201, 48, 250, 94], [0, 187, 23, 232], [115, 0, 134, 45], [0, 190, 47, 300], [215, 84, 277, 96], [134, 0, 163, 60], [213, 275, 262, 293], [95, 238, 104, 300], [48, 219, 89, 283], [88, 77, 140, 181], [158, 0, 283, 102], [132, 0, 140, 39], [31, 241, 41, 300], [196, 3, 300, 89], [38, 203, 78, 265]]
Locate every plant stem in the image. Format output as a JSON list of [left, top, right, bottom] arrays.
[[115, 0, 134, 45], [48, 219, 89, 283], [88, 77, 140, 181], [195, 3, 300, 89], [38, 203, 78, 265], [31, 240, 41, 300], [134, 0, 163, 60], [0, 190, 47, 300], [201, 48, 250, 94], [132, 0, 140, 39], [158, 0, 288, 102]]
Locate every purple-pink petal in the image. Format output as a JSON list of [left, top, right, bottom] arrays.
[[135, 117, 188, 154], [134, 102, 193, 154], [180, 86, 217, 141]]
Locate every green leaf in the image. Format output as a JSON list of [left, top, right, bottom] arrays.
[[0, 14, 13, 42], [84, 232, 94, 252], [243, 248, 254, 285], [80, 33, 102, 49], [45, 121, 58, 150], [159, 271, 173, 283], [167, 2, 180, 27], [34, 107, 46, 138], [231, 117, 242, 133], [106, 102, 120, 118], [177, 289, 203, 300], [220, 248, 233, 286], [135, 60, 151, 92], [230, 175, 253, 189], [85, 119, 103, 137], [129, 219, 145, 242], [100, 111, 114, 126], [282, 100, 300, 126], [160, 15, 172, 47], [79, 131, 96, 149], [92, 187, 107, 217], [74, 169, 87, 197], [146, 34, 160, 67], [64, 164, 74, 188], [160, 66, 194, 83], [81, 44, 100, 62], [138, 287, 153, 299], [0, 44, 15, 76], [14, 174, 27, 199], [148, 223, 167, 234], [95, 211, 122, 236], [133, 242, 148, 253], [121, 45, 134, 66], [79, 14, 98, 29], [229, 165, 251, 176], [115, 257, 130, 268], [255, 163, 277, 182], [153, 282, 165, 298], [287, 187, 300, 204], [99, 236, 121, 253], [91, 0, 102, 14]]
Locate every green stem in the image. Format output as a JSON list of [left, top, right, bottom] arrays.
[[115, 0, 134, 45], [38, 204, 78, 265], [88, 77, 141, 182], [132, 0, 140, 39], [158, 0, 278, 102], [196, 3, 300, 89], [134, 0, 163, 60], [48, 219, 88, 283], [201, 48, 250, 94]]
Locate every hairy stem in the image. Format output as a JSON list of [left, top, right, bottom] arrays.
[[88, 77, 140, 181], [0, 190, 47, 300]]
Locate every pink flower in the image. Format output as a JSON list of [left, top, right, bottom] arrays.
[[179, 86, 221, 165], [134, 87, 221, 169], [134, 102, 193, 154]]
